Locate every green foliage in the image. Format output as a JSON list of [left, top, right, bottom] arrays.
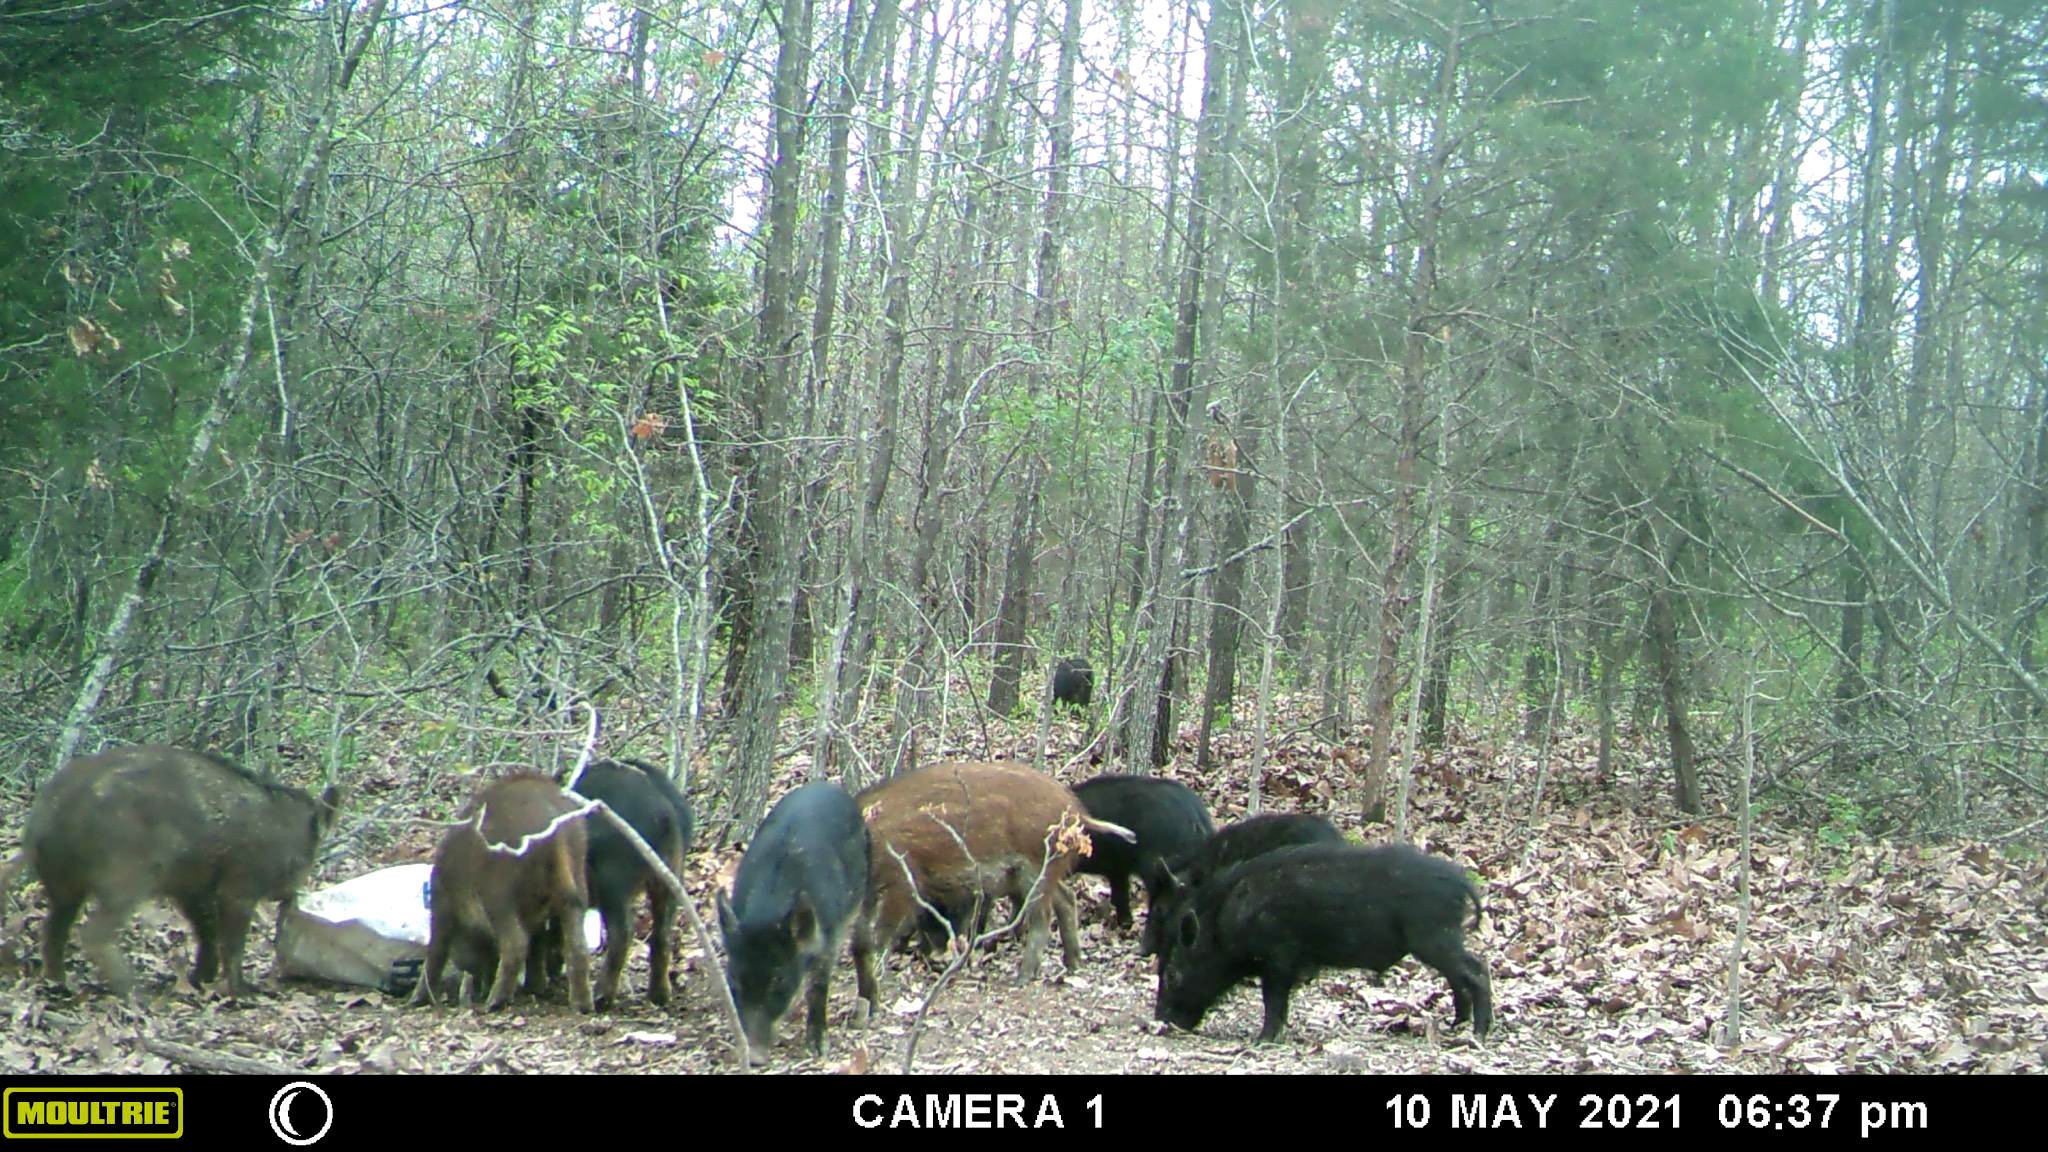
[[0, 1, 288, 651], [1818, 794, 1867, 851]]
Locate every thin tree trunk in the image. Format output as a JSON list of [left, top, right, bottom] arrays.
[[1364, 24, 1460, 822], [810, 0, 909, 783], [1647, 557, 1703, 814], [1394, 394, 1450, 841], [1834, 0, 1898, 756], [1721, 655, 1758, 1046], [1422, 499, 1468, 748], [1125, 0, 1242, 773], [724, 0, 816, 838], [1196, 423, 1256, 766], [988, 0, 1083, 719], [890, 4, 1017, 773]]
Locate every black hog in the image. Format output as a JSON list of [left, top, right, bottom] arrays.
[[10, 744, 342, 998], [559, 757, 694, 1008], [1051, 657, 1094, 708], [412, 773, 593, 1013], [719, 782, 870, 1061], [1154, 841, 1491, 1043], [1140, 811, 1346, 959], [1070, 775, 1214, 930]]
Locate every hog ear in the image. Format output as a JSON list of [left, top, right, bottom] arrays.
[[788, 893, 820, 948], [1153, 862, 1181, 894], [716, 890, 739, 940]]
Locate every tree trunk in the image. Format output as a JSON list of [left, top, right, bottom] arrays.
[[985, 466, 1042, 715], [990, 0, 1083, 719], [1196, 423, 1256, 766], [1834, 0, 1898, 757], [1364, 25, 1460, 822], [724, 0, 815, 838], [890, 4, 1017, 773], [1135, 0, 1242, 772], [1422, 499, 1468, 748], [811, 0, 915, 783], [1647, 566, 1702, 814]]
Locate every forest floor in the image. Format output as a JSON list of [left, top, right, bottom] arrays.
[[3, 698, 2046, 1076]]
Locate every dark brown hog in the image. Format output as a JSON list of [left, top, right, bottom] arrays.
[[411, 773, 594, 1013], [11, 744, 342, 998]]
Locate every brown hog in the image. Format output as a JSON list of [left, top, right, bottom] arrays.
[[851, 761, 1134, 1007], [411, 773, 594, 1013], [10, 744, 342, 998]]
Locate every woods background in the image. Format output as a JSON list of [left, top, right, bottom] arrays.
[[5, 0, 2047, 857]]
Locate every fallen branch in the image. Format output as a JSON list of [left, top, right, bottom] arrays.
[[143, 1038, 297, 1077]]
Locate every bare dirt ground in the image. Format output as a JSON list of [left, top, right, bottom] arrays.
[[4, 705, 2045, 1076]]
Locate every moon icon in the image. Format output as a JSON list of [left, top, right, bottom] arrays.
[[268, 1081, 333, 1146]]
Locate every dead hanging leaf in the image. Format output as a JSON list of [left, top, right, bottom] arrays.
[[164, 238, 192, 261], [631, 412, 668, 442], [1114, 67, 1136, 96], [289, 527, 316, 548], [67, 318, 118, 357], [1054, 809, 1094, 858], [62, 263, 92, 287], [704, 49, 726, 70], [86, 458, 110, 490], [164, 296, 187, 318], [323, 532, 343, 553], [157, 268, 178, 293]]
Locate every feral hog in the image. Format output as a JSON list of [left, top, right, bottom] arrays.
[[1154, 841, 1491, 1043], [552, 757, 694, 1008], [11, 744, 343, 998], [412, 773, 593, 1013], [1141, 811, 1346, 960], [852, 761, 1134, 1005], [718, 782, 871, 1060], [1051, 657, 1095, 708], [1069, 775, 1214, 930]]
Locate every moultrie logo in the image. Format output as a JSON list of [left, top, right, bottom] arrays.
[[4, 1087, 184, 1139]]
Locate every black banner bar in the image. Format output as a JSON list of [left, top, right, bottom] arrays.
[[0, 1074, 1973, 1144]]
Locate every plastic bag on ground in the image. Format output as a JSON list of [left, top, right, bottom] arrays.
[[276, 863, 603, 994]]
